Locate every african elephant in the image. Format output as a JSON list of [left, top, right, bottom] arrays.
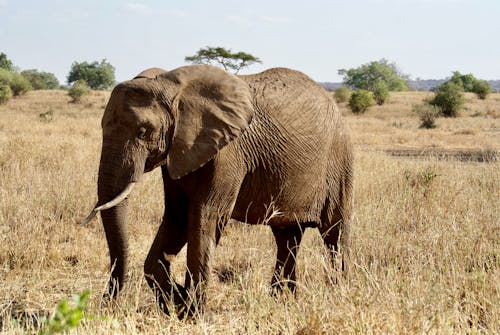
[[82, 64, 353, 316]]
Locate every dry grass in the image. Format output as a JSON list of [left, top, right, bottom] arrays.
[[0, 90, 499, 334], [342, 91, 500, 150]]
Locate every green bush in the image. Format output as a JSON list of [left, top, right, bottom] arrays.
[[21, 69, 59, 90], [348, 89, 375, 114], [0, 52, 14, 71], [68, 80, 91, 102], [472, 80, 491, 100], [429, 81, 464, 117], [9, 72, 32, 96], [67, 59, 115, 90], [413, 103, 439, 129], [334, 86, 352, 103], [338, 59, 409, 91], [448, 71, 491, 100], [0, 68, 32, 96], [373, 81, 390, 105], [449, 71, 477, 92], [0, 82, 12, 104]]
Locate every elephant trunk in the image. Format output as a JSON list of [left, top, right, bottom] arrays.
[[96, 146, 143, 297], [98, 170, 129, 296]]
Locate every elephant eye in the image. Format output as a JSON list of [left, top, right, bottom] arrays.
[[138, 127, 147, 139]]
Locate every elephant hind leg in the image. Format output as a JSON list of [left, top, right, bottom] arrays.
[[320, 200, 352, 275], [271, 225, 304, 293]]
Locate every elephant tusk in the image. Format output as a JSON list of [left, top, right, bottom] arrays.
[[95, 182, 136, 211], [81, 207, 98, 226], [80, 182, 136, 225]]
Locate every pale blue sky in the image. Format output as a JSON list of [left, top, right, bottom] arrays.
[[1, 0, 499, 84]]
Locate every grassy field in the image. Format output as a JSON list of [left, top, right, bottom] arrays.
[[0, 90, 498, 334]]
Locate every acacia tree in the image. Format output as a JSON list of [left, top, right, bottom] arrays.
[[67, 59, 115, 90], [185, 46, 262, 74], [339, 59, 409, 92]]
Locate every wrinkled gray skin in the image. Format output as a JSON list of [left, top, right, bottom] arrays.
[[89, 65, 353, 317]]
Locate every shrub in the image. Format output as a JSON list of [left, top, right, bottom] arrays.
[[429, 81, 464, 117], [9, 72, 32, 96], [373, 81, 390, 105], [472, 80, 491, 100], [21, 69, 60, 90], [413, 103, 439, 129], [0, 82, 12, 104], [448, 71, 491, 99], [0, 69, 11, 86], [68, 80, 91, 102], [0, 68, 32, 96], [0, 52, 14, 71], [67, 59, 115, 90], [338, 59, 409, 91], [348, 89, 375, 114], [334, 86, 352, 103], [449, 71, 477, 92]]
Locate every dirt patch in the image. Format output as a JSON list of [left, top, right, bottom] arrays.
[[386, 148, 498, 162], [361, 146, 499, 162]]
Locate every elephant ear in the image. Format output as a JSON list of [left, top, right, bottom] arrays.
[[162, 65, 253, 180]]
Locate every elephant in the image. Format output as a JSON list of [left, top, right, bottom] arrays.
[[82, 64, 354, 316], [133, 67, 167, 79]]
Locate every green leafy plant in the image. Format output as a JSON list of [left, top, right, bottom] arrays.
[[348, 89, 375, 114], [0, 82, 12, 104], [338, 59, 409, 91], [0, 52, 15, 71], [0, 68, 32, 96], [449, 71, 477, 92], [67, 59, 115, 90], [68, 80, 91, 103], [472, 80, 491, 100], [21, 69, 60, 90], [373, 81, 390, 105], [9, 72, 32, 96], [429, 81, 464, 117], [334, 86, 352, 103], [413, 103, 440, 129], [448, 71, 492, 100], [38, 290, 90, 335]]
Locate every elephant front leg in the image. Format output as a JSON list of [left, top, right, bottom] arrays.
[[144, 218, 188, 315], [182, 209, 225, 317]]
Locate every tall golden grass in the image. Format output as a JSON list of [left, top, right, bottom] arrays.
[[0, 90, 498, 334]]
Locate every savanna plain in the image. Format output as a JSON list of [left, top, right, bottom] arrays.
[[0, 90, 499, 334]]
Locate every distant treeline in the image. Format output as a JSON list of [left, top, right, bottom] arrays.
[[321, 80, 500, 92]]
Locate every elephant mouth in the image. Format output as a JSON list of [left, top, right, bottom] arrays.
[[144, 155, 168, 173], [81, 182, 136, 225]]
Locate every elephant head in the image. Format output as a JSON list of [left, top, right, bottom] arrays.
[[134, 67, 168, 79], [82, 65, 253, 295]]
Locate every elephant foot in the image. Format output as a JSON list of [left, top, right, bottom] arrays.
[[175, 286, 208, 319], [153, 283, 203, 319], [156, 286, 184, 316], [270, 277, 297, 296]]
